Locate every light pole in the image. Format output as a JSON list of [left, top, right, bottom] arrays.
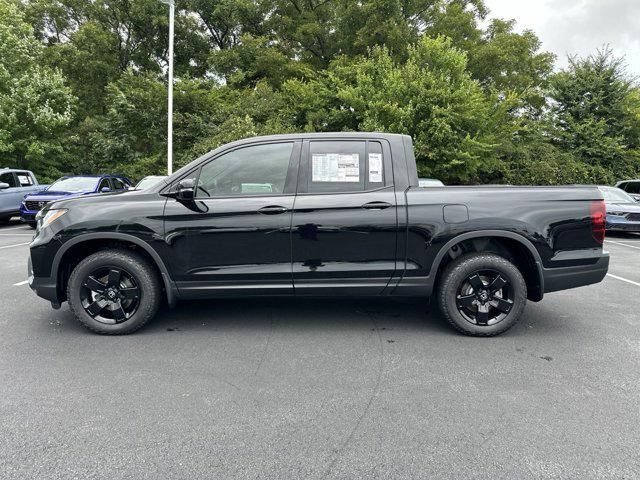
[[160, 0, 174, 175]]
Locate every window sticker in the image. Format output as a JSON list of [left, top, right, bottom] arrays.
[[312, 153, 360, 182], [17, 175, 32, 185], [368, 153, 383, 183]]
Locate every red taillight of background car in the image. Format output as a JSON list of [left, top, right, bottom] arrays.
[[590, 200, 606, 244]]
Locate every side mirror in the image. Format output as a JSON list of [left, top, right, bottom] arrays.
[[100, 186, 111, 193], [174, 178, 195, 201], [162, 178, 196, 201], [0, 182, 9, 190]]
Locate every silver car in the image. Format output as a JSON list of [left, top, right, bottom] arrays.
[[0, 168, 46, 224]]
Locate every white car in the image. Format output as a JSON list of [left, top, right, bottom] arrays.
[[134, 176, 167, 190], [418, 178, 445, 187]]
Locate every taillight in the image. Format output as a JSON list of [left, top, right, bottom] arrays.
[[590, 200, 606, 244]]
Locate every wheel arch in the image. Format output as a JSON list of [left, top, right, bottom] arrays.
[[430, 230, 545, 302], [53, 233, 177, 307]]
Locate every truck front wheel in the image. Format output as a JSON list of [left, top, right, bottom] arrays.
[[67, 249, 162, 334], [437, 253, 527, 336]]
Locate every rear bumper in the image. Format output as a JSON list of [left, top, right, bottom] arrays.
[[542, 251, 609, 294], [606, 222, 640, 232]]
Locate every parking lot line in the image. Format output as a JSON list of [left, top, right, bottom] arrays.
[[0, 233, 33, 236], [0, 242, 30, 250], [605, 240, 640, 251], [13, 280, 29, 286], [607, 273, 640, 287], [0, 225, 29, 231]]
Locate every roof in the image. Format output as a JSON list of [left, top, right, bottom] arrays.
[[0, 168, 34, 173], [58, 174, 129, 179]]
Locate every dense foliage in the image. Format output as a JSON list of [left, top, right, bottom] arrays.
[[1, 0, 639, 185]]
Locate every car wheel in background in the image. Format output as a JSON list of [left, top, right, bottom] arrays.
[[67, 249, 161, 334], [438, 253, 527, 337]]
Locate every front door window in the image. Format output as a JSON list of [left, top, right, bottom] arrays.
[[196, 143, 294, 198]]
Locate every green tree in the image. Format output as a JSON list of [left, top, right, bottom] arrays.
[[0, 0, 76, 179], [327, 36, 500, 183], [549, 49, 640, 178]]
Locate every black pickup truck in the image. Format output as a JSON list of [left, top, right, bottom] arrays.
[[28, 133, 609, 336]]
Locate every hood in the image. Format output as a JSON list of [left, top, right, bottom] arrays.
[[24, 190, 94, 202], [606, 202, 640, 213]]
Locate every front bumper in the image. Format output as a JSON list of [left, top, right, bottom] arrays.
[[19, 206, 40, 223], [28, 256, 61, 308], [543, 250, 609, 294]]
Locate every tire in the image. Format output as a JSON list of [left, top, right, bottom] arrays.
[[67, 249, 162, 334], [0, 216, 10, 225], [438, 253, 527, 337]]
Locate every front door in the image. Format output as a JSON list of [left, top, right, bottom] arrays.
[[163, 141, 301, 297], [291, 139, 398, 295], [0, 172, 22, 216]]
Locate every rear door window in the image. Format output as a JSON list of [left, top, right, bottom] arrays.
[[626, 182, 640, 194], [16, 172, 34, 186], [306, 140, 386, 193], [112, 178, 126, 190]]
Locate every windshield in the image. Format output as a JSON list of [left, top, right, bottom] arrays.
[[135, 176, 165, 190], [600, 187, 636, 203], [49, 177, 99, 193]]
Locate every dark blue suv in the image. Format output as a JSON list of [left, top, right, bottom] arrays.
[[21, 174, 132, 227]]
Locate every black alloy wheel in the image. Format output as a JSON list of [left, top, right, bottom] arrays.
[[68, 249, 161, 334], [80, 267, 141, 324], [455, 270, 514, 326], [438, 252, 527, 336]]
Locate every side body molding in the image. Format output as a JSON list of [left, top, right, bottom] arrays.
[[51, 232, 178, 307]]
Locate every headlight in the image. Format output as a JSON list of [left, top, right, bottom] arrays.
[[38, 209, 68, 228], [608, 211, 627, 217]]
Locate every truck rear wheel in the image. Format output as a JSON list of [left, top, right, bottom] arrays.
[[67, 249, 161, 334], [438, 253, 527, 336]]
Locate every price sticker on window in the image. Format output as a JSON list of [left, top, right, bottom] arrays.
[[368, 153, 383, 183]]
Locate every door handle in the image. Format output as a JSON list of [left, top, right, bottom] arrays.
[[258, 205, 288, 215], [361, 201, 393, 210]]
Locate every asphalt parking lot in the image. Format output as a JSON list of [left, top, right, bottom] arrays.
[[1, 220, 639, 480]]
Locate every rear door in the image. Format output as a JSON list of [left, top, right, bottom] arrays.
[[291, 139, 398, 295]]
